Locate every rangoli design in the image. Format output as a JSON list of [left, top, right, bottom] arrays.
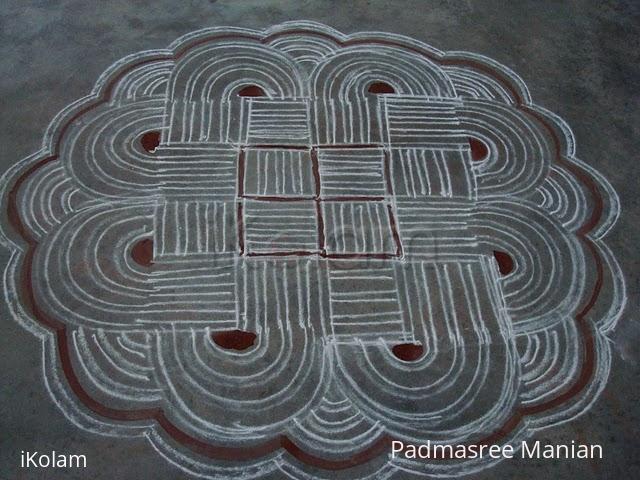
[[0, 22, 625, 478]]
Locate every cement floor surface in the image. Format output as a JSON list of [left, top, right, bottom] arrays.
[[0, 1, 638, 479]]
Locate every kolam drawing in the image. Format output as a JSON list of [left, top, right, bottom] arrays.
[[0, 21, 625, 479]]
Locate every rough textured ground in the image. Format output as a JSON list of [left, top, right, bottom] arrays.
[[0, 1, 638, 479]]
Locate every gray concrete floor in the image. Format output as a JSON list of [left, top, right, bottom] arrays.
[[0, 1, 638, 478]]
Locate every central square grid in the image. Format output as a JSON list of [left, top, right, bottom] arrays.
[[237, 146, 402, 258]]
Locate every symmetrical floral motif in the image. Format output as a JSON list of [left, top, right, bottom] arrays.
[[0, 21, 624, 478]]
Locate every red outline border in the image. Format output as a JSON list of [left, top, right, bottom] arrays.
[[4, 26, 607, 470]]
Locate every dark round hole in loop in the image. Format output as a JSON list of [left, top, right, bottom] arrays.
[[392, 343, 424, 362], [367, 81, 395, 94], [131, 238, 154, 267], [140, 131, 161, 153], [237, 85, 266, 97], [212, 329, 257, 351], [493, 250, 514, 275], [468, 137, 489, 162]]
